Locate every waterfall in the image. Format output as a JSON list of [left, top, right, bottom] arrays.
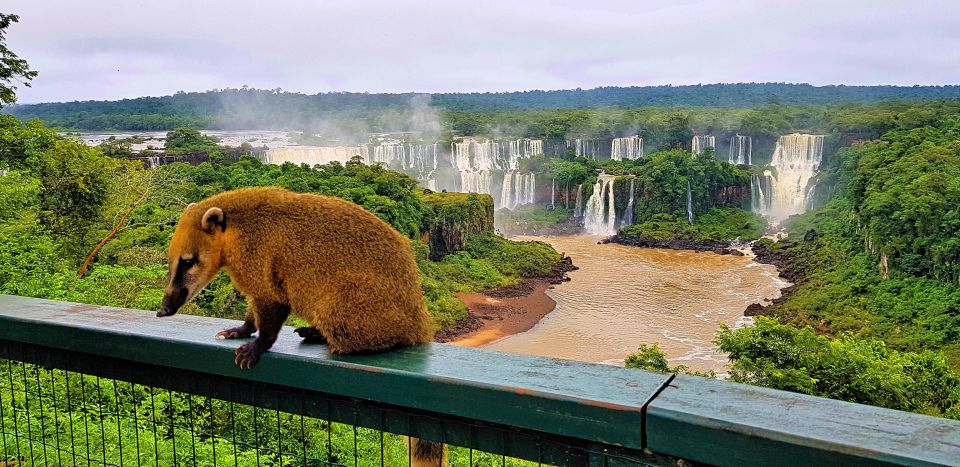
[[611, 136, 643, 161], [451, 138, 542, 204], [551, 177, 556, 209], [583, 174, 617, 235], [754, 134, 824, 222], [751, 175, 766, 212], [460, 171, 493, 195], [691, 135, 715, 156], [686, 180, 694, 224], [573, 184, 584, 217], [622, 178, 635, 227], [147, 156, 160, 169], [570, 139, 600, 159], [499, 171, 536, 209], [264, 146, 370, 166], [500, 171, 515, 209], [804, 180, 818, 210], [527, 173, 536, 205], [728, 135, 752, 165]]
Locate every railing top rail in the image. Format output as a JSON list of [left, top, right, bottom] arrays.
[[1, 294, 958, 466]]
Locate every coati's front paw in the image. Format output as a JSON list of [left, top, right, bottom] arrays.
[[234, 343, 263, 368], [294, 326, 327, 344], [217, 326, 253, 340]]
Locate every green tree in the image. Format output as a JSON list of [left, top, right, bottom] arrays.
[[165, 128, 219, 151], [0, 13, 37, 107]]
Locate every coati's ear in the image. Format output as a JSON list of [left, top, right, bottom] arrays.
[[201, 207, 226, 233], [186, 202, 197, 210]]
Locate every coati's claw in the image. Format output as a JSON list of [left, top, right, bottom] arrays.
[[235, 343, 262, 368], [294, 326, 327, 344], [217, 327, 253, 340]]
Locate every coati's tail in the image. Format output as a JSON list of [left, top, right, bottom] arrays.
[[409, 438, 447, 467]]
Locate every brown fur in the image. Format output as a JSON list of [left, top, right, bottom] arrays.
[[161, 187, 442, 464], [162, 187, 433, 355]]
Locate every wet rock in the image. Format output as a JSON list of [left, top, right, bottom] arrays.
[[603, 234, 744, 256]]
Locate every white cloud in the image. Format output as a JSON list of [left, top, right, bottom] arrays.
[[6, 0, 959, 102]]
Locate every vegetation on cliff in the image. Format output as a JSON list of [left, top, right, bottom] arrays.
[[0, 116, 564, 333], [618, 208, 764, 243]]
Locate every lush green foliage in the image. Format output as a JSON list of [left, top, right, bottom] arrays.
[[624, 344, 674, 373], [8, 85, 960, 132], [164, 127, 219, 151], [0, 117, 562, 332], [416, 233, 562, 327], [717, 317, 960, 420], [0, 13, 37, 107], [619, 208, 764, 242], [761, 114, 960, 368]]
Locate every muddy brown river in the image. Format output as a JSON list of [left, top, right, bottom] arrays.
[[487, 236, 788, 373]]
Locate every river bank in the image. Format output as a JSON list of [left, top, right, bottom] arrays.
[[434, 256, 576, 345], [742, 237, 804, 316]]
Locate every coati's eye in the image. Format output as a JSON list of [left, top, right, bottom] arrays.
[[180, 256, 197, 267]]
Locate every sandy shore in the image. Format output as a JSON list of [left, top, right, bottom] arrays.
[[437, 279, 557, 348]]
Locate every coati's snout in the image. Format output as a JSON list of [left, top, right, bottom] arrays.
[[158, 286, 189, 317], [158, 206, 227, 318]]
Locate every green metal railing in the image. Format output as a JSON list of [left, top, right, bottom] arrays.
[[0, 295, 958, 466]]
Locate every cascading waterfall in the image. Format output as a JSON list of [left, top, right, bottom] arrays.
[[573, 184, 584, 217], [147, 156, 160, 169], [755, 133, 825, 222], [526, 173, 536, 205], [264, 146, 370, 166], [499, 172, 536, 209], [500, 171, 515, 208], [451, 138, 542, 207], [750, 175, 768, 212], [803, 180, 818, 210], [611, 136, 643, 161], [505, 139, 544, 169], [460, 170, 493, 195], [691, 135, 715, 156], [622, 178, 635, 227], [583, 174, 617, 235], [570, 139, 601, 160], [371, 141, 440, 189], [728, 135, 752, 165], [686, 180, 694, 224]]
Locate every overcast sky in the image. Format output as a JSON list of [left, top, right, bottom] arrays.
[[6, 0, 959, 103]]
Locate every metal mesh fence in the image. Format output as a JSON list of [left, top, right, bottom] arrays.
[[0, 358, 660, 466]]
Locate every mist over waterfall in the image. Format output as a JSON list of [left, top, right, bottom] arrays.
[[754, 133, 825, 222], [611, 136, 643, 161], [729, 135, 752, 165], [691, 135, 715, 156], [583, 174, 617, 235]]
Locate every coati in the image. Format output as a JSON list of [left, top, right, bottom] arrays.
[[158, 187, 443, 466]]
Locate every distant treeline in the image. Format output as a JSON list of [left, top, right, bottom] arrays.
[[6, 83, 960, 131]]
